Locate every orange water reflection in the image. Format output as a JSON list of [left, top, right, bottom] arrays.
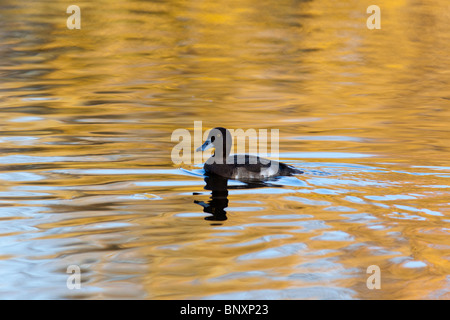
[[0, 0, 449, 299]]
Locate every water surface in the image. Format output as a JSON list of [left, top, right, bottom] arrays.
[[0, 0, 449, 299]]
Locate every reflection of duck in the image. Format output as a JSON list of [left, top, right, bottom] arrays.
[[196, 127, 303, 181], [194, 174, 229, 221], [194, 173, 275, 222]]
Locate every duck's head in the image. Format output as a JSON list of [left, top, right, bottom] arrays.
[[196, 127, 232, 158]]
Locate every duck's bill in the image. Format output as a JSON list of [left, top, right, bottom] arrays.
[[196, 139, 213, 152]]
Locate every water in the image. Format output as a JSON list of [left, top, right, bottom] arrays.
[[0, 0, 449, 299]]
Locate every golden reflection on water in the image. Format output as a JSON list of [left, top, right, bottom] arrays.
[[0, 0, 449, 299]]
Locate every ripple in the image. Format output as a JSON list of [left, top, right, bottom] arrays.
[[312, 231, 355, 242], [394, 205, 443, 217], [365, 194, 417, 201], [237, 243, 307, 260], [280, 152, 375, 159], [285, 196, 331, 206], [0, 155, 126, 165], [402, 261, 428, 269], [290, 135, 367, 142]]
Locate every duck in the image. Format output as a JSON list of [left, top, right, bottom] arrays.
[[196, 127, 303, 181]]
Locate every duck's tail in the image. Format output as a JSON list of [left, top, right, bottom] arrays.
[[284, 165, 303, 175]]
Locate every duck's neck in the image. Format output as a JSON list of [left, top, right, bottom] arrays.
[[213, 135, 231, 163]]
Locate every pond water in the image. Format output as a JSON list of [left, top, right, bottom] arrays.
[[0, 0, 449, 299]]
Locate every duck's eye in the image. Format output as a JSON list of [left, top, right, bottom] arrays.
[[211, 136, 215, 143]]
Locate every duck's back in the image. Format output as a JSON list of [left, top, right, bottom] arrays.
[[204, 155, 302, 180]]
